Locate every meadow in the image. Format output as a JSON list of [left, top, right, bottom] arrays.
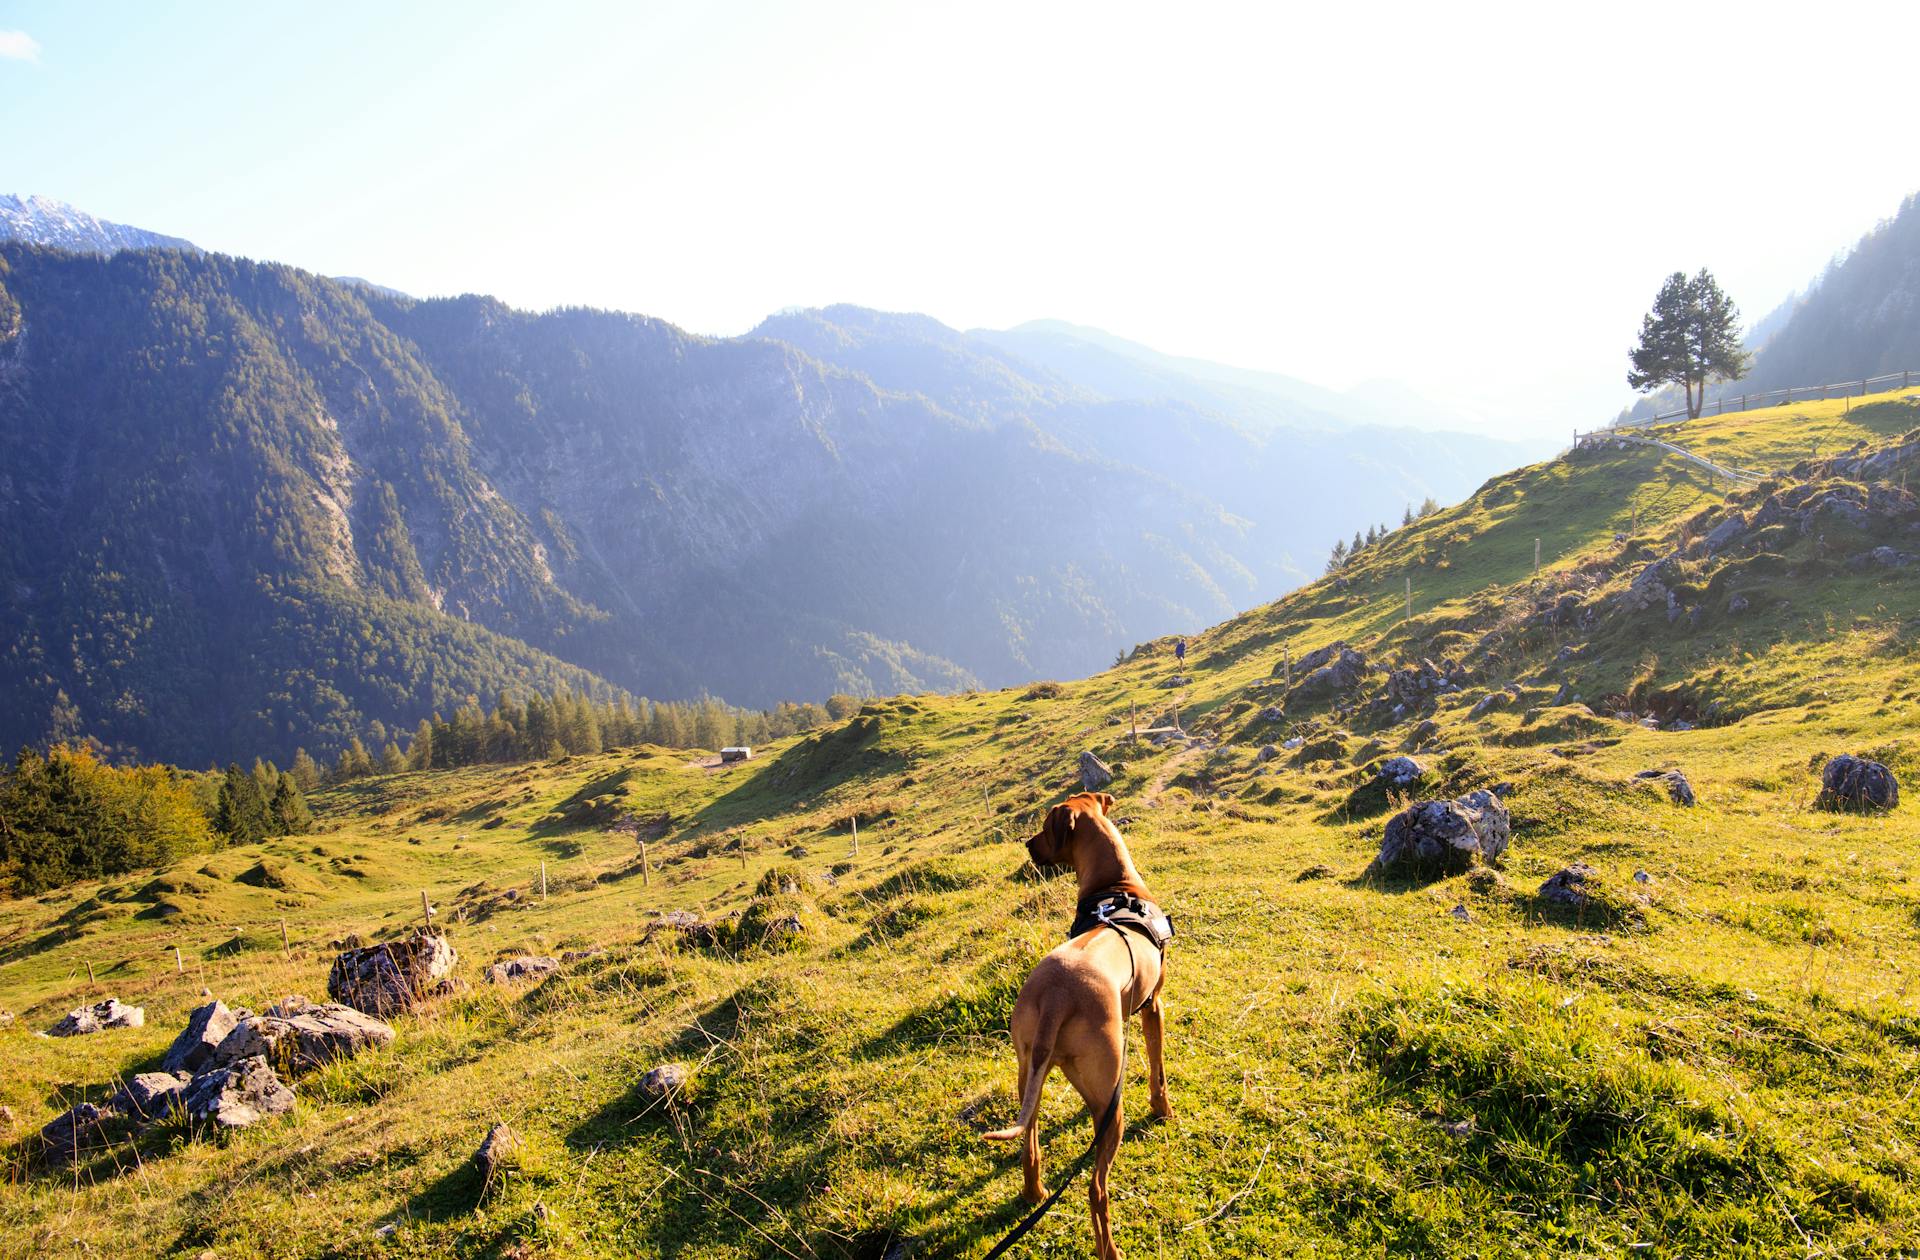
[[3, 393, 1918, 1257]]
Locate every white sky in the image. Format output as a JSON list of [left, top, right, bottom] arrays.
[[4, 0, 1918, 437]]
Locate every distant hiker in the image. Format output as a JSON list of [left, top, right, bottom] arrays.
[[1173, 639, 1186, 665]]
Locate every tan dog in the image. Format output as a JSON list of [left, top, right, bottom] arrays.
[[984, 791, 1171, 1260]]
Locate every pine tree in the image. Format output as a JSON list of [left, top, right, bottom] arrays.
[[215, 763, 271, 845], [1419, 497, 1439, 518], [1628, 268, 1749, 419], [1325, 538, 1348, 574], [1402, 504, 1415, 527], [379, 741, 407, 775], [269, 771, 313, 835], [289, 747, 322, 792]]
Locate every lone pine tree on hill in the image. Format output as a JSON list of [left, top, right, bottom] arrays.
[[1628, 268, 1750, 419]]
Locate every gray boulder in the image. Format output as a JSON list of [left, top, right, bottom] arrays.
[[40, 1101, 112, 1160], [327, 932, 458, 1016], [162, 1000, 247, 1074], [640, 1062, 690, 1100], [1257, 706, 1285, 723], [1703, 513, 1747, 553], [1538, 863, 1604, 908], [1815, 755, 1899, 812], [1256, 744, 1279, 763], [47, 998, 145, 1037], [1371, 789, 1511, 874], [1634, 768, 1695, 806], [182, 1055, 295, 1130], [1375, 756, 1425, 790], [111, 1072, 192, 1122], [216, 996, 396, 1071], [1078, 751, 1113, 792], [485, 956, 561, 985], [474, 1122, 522, 1185], [1468, 691, 1512, 720], [1288, 643, 1372, 702]]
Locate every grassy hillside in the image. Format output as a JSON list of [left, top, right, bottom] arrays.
[[4, 393, 1920, 1257]]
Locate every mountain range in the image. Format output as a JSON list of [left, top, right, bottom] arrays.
[[0, 225, 1539, 766], [0, 194, 199, 254]]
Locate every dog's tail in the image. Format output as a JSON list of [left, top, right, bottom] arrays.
[[982, 1003, 1065, 1142]]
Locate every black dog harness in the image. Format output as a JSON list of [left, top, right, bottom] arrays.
[[1068, 890, 1175, 1017]]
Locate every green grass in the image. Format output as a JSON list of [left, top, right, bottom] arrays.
[[3, 394, 1920, 1257]]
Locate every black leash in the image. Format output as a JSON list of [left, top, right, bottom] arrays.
[[980, 1058, 1124, 1259]]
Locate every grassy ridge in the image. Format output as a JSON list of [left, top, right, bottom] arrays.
[[3, 394, 1919, 1257]]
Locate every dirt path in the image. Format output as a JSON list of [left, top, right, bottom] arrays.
[[1141, 741, 1207, 807]]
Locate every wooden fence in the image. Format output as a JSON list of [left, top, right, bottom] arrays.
[[1593, 369, 1920, 436]]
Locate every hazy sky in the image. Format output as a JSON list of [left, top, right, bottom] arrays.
[[4, 0, 1917, 438]]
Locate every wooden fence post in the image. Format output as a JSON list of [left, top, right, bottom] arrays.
[[1129, 699, 1137, 739], [640, 840, 651, 886], [280, 918, 290, 958], [174, 946, 183, 974], [86, 960, 96, 985], [1534, 537, 1541, 574], [851, 814, 859, 855], [541, 861, 548, 902], [1404, 576, 1412, 619], [420, 889, 432, 935]]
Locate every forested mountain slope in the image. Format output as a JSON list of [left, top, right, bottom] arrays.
[[4, 391, 1917, 1257], [0, 249, 1531, 767]]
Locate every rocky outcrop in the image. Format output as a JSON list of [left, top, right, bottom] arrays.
[[182, 1056, 295, 1130], [1384, 658, 1466, 712], [327, 932, 458, 1016], [216, 997, 396, 1071], [1078, 751, 1113, 791], [111, 1072, 192, 1122], [40, 1101, 113, 1161], [1369, 789, 1511, 874], [47, 999, 144, 1037], [485, 956, 560, 985], [161, 1000, 246, 1074], [1287, 642, 1372, 703], [1621, 553, 1683, 622], [1815, 754, 1899, 812]]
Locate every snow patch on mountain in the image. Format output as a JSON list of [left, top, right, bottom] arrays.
[[0, 194, 197, 254]]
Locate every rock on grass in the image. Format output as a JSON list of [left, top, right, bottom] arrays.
[[47, 999, 144, 1037], [1369, 790, 1511, 876], [1815, 754, 1898, 812]]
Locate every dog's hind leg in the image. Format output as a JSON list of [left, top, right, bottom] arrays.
[[1013, 1040, 1044, 1202], [1141, 991, 1171, 1120], [1062, 1033, 1126, 1260]]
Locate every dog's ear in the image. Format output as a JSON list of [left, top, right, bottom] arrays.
[[1045, 802, 1077, 853], [1095, 792, 1114, 814]]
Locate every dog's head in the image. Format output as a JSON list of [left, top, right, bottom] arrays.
[[1026, 792, 1114, 873]]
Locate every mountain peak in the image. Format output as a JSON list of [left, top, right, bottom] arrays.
[[0, 194, 198, 255]]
